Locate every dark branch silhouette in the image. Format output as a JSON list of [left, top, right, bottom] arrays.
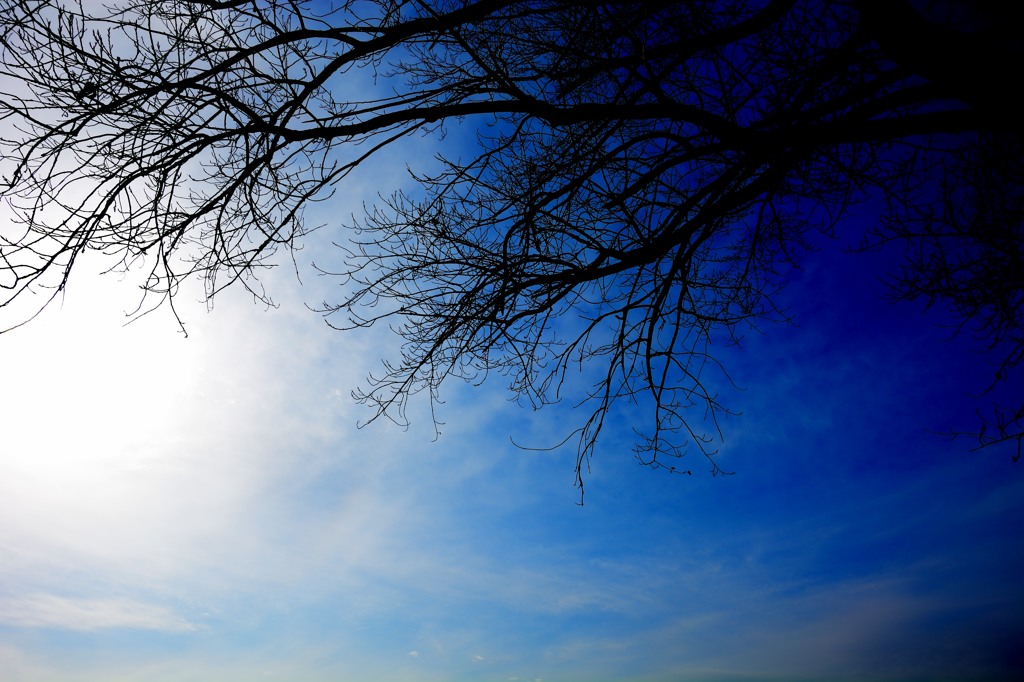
[[1, 0, 1020, 496]]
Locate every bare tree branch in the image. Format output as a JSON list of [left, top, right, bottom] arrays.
[[2, 0, 1020, 497]]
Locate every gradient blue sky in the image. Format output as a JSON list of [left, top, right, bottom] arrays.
[[3, 193, 1022, 681], [2, 63, 1023, 682]]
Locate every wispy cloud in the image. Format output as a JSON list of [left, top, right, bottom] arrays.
[[0, 594, 195, 633]]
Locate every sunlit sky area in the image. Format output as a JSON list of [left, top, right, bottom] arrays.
[[3, 185, 1022, 682], [2, 31, 1023, 682]]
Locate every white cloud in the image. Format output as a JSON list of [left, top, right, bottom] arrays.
[[0, 594, 195, 633]]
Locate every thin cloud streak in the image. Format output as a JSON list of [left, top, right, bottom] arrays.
[[0, 594, 196, 633]]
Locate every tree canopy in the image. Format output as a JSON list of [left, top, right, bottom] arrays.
[[1, 0, 1021, 490]]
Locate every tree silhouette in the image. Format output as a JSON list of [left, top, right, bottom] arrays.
[[1, 0, 1020, 490]]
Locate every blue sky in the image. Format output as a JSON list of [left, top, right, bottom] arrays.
[[2, 192, 1022, 682], [1, 32, 1023, 680]]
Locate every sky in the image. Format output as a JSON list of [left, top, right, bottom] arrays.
[[1, 10, 1023, 682], [2, 187, 1022, 682]]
